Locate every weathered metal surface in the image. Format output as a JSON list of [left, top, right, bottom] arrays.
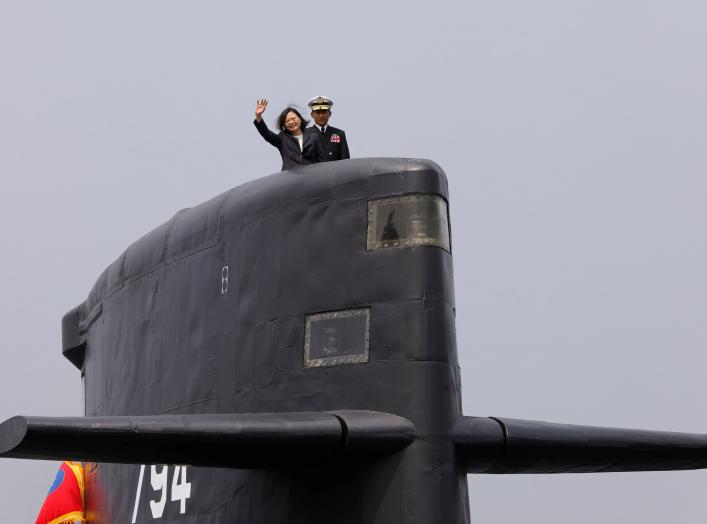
[[3, 157, 706, 522], [64, 159, 467, 523]]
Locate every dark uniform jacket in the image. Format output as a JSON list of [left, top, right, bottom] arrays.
[[254, 119, 326, 171], [315, 125, 350, 161]]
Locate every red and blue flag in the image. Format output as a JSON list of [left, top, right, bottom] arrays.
[[35, 461, 85, 524]]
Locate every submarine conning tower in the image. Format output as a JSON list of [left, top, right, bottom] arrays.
[[60, 158, 469, 522], [7, 158, 707, 522]]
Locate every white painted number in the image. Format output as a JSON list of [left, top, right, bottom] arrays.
[[170, 466, 192, 514], [132, 465, 193, 521], [131, 465, 146, 524], [221, 265, 229, 294], [149, 465, 169, 518]]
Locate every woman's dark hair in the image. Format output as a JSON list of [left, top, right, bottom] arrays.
[[275, 107, 309, 134]]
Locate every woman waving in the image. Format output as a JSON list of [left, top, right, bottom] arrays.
[[253, 99, 325, 171]]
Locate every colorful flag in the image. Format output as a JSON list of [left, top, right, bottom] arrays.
[[35, 461, 85, 524]]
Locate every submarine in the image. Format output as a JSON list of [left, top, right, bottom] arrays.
[[3, 158, 707, 522]]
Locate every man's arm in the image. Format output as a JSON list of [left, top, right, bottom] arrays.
[[340, 131, 350, 159]]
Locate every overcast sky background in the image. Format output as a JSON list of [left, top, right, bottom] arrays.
[[1, 1, 706, 521]]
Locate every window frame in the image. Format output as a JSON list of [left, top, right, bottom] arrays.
[[304, 308, 371, 368], [366, 194, 451, 252]]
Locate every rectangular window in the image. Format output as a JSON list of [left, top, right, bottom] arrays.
[[367, 194, 450, 252], [304, 309, 370, 368]]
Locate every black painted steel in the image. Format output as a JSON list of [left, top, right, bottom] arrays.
[[3, 157, 707, 522], [0, 411, 414, 468], [455, 417, 707, 473], [62, 158, 467, 523]]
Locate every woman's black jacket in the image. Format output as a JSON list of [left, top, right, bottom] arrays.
[[253, 119, 326, 171]]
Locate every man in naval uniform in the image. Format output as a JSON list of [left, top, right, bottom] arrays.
[[308, 96, 350, 161]]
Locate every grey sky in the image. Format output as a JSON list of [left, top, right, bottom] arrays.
[[1, 1, 706, 521]]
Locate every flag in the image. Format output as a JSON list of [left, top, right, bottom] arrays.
[[35, 461, 85, 524]]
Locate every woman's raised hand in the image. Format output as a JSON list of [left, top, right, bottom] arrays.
[[255, 99, 268, 121]]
